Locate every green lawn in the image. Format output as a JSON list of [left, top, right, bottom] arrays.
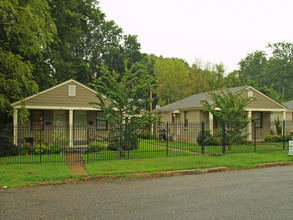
[[0, 163, 72, 188], [0, 154, 66, 163], [84, 150, 293, 176], [83, 142, 192, 162], [0, 141, 292, 189], [140, 139, 287, 156]]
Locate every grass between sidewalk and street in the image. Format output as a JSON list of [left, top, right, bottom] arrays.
[[1, 149, 292, 189]]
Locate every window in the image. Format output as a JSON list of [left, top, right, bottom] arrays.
[[248, 90, 253, 97], [184, 111, 188, 127], [56, 113, 65, 126], [172, 114, 175, 123], [270, 113, 274, 123], [31, 111, 44, 130], [96, 111, 108, 130], [253, 112, 262, 128], [68, 85, 76, 96]]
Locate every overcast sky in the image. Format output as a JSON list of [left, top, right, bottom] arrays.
[[98, 0, 293, 73]]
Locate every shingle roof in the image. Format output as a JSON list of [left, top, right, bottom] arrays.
[[282, 100, 293, 110], [155, 86, 249, 112]]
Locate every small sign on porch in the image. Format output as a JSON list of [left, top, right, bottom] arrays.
[[289, 141, 293, 156]]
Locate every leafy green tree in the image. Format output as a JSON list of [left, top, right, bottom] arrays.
[[32, 0, 143, 90], [238, 50, 267, 83], [202, 89, 254, 144], [154, 57, 192, 105], [91, 62, 158, 154], [266, 42, 293, 101], [223, 70, 241, 88], [0, 0, 56, 122]]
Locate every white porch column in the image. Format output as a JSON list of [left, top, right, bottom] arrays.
[[209, 112, 213, 135], [247, 111, 252, 141], [69, 110, 73, 147], [283, 111, 286, 136], [13, 108, 18, 145]]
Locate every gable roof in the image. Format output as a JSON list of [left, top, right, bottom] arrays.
[[283, 100, 293, 110], [12, 79, 98, 109], [155, 86, 286, 112]]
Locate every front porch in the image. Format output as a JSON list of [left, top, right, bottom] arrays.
[[13, 109, 108, 148]]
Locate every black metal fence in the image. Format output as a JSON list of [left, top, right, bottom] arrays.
[[0, 121, 291, 164]]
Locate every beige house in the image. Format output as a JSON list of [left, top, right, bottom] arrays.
[[154, 86, 289, 142], [12, 79, 107, 147], [271, 100, 293, 135]]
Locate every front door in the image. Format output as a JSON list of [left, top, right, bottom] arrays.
[[74, 111, 87, 145]]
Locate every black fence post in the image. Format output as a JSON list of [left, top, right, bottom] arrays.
[[39, 128, 42, 163], [127, 127, 130, 159], [166, 122, 169, 157], [201, 122, 205, 155], [87, 126, 89, 163], [253, 122, 256, 152], [222, 121, 226, 155], [283, 120, 285, 150]]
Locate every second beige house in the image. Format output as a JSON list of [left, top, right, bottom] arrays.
[[154, 86, 289, 142]]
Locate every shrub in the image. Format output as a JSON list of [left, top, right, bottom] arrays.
[[197, 129, 221, 146], [108, 134, 139, 151], [34, 144, 61, 154], [20, 142, 35, 155], [49, 145, 61, 154], [0, 144, 20, 157], [138, 134, 156, 139], [86, 141, 106, 153], [265, 134, 282, 142], [34, 144, 50, 155], [285, 136, 293, 141]]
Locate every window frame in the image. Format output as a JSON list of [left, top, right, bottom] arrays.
[[184, 111, 188, 127], [253, 112, 262, 128], [31, 110, 44, 131], [68, 85, 76, 96], [96, 111, 108, 131]]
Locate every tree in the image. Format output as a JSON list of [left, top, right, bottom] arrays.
[[154, 57, 192, 105], [91, 62, 158, 154], [223, 70, 241, 88], [0, 0, 56, 122], [202, 89, 254, 144], [266, 42, 293, 101], [238, 50, 267, 83], [32, 0, 143, 90]]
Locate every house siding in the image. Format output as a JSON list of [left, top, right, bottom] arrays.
[[23, 81, 97, 108], [241, 88, 283, 110]]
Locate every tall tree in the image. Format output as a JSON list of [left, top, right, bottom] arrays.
[[91, 62, 157, 154], [266, 42, 293, 101], [238, 50, 267, 83], [33, 0, 143, 89], [0, 0, 56, 121], [154, 57, 192, 105]]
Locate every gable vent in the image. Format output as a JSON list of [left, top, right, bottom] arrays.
[[68, 85, 76, 96]]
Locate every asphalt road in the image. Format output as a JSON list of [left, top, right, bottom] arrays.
[[1, 166, 293, 220]]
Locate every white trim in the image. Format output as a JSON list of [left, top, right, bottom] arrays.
[[247, 111, 252, 141], [69, 110, 73, 147], [13, 109, 18, 145], [11, 79, 97, 107], [14, 105, 99, 111], [246, 86, 287, 110], [245, 109, 289, 112]]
